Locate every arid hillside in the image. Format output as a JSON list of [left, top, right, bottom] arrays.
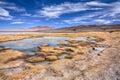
[[0, 26, 54, 32], [42, 25, 120, 33]]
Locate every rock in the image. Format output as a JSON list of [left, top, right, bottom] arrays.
[[26, 56, 45, 63], [0, 49, 27, 63], [73, 55, 86, 61], [46, 56, 58, 61]]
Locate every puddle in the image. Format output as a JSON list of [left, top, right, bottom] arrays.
[[0, 37, 88, 55], [71, 37, 88, 41], [0, 36, 106, 65], [58, 54, 69, 59]]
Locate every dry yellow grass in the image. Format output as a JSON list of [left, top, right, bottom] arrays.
[[0, 49, 27, 63], [26, 56, 45, 63], [0, 32, 110, 42]]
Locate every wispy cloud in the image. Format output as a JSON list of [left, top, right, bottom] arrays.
[[0, 7, 10, 17], [0, 1, 26, 20], [86, 1, 110, 6], [62, 1, 120, 24], [5, 6, 25, 12], [63, 13, 100, 24], [11, 21, 24, 24], [0, 1, 14, 6], [0, 1, 26, 12], [0, 7, 13, 20], [36, 2, 102, 18], [0, 16, 13, 20], [93, 19, 111, 24], [35, 1, 120, 20]]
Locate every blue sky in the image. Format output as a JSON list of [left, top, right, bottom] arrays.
[[0, 0, 120, 29]]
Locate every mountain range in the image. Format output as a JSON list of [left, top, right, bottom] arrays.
[[0, 25, 120, 32], [0, 26, 55, 32]]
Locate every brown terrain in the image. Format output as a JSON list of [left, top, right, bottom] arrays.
[[0, 25, 120, 80], [43, 24, 120, 32], [0, 26, 54, 32]]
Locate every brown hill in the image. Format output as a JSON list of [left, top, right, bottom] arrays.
[[43, 25, 120, 33], [0, 26, 55, 32]]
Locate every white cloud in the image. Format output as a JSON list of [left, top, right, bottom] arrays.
[[93, 19, 111, 24], [86, 1, 110, 6], [0, 16, 13, 20], [0, 7, 10, 16], [0, 1, 26, 20], [37, 2, 102, 18], [0, 1, 26, 12], [11, 21, 24, 24], [0, 7, 13, 20], [63, 1, 120, 25], [63, 13, 99, 24], [0, 1, 8, 5], [37, 1, 120, 19], [5, 6, 25, 12], [0, 1, 14, 6], [97, 2, 120, 18], [110, 2, 120, 16]]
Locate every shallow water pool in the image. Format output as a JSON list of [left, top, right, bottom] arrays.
[[0, 36, 88, 55]]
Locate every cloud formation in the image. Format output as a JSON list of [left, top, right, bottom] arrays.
[[0, 7, 10, 17], [0, 1, 26, 12], [62, 1, 120, 24], [35, 1, 120, 20], [11, 21, 24, 24], [0, 0, 120, 27], [0, 7, 12, 20], [0, 1, 26, 21], [36, 2, 102, 18]]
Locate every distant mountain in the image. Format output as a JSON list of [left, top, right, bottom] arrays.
[[43, 24, 120, 33], [0, 26, 55, 32], [22, 26, 55, 31]]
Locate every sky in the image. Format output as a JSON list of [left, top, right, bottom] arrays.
[[0, 0, 120, 29]]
